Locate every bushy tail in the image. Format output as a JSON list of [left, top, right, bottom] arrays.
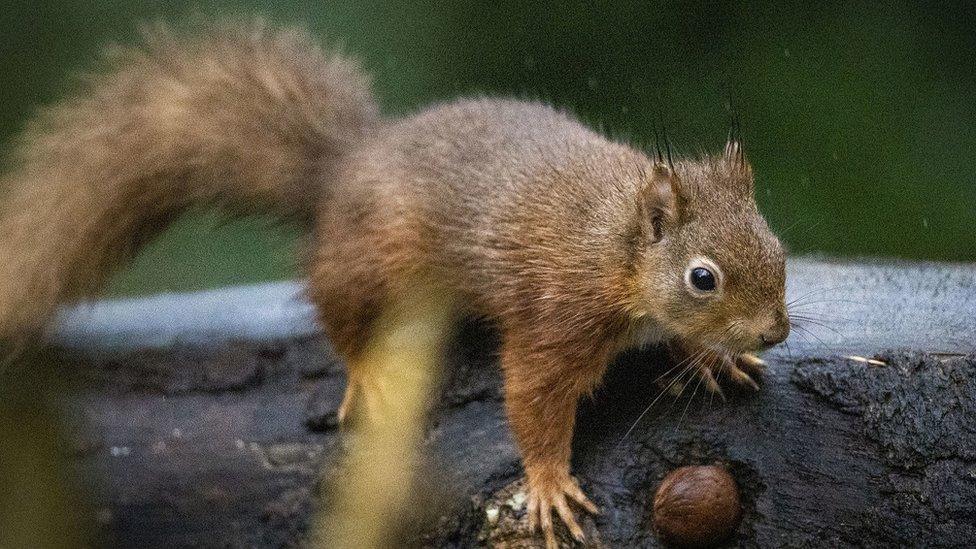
[[0, 19, 378, 340]]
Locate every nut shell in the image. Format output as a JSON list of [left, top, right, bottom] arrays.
[[652, 465, 741, 548]]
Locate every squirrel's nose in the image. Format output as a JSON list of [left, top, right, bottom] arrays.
[[759, 317, 790, 347]]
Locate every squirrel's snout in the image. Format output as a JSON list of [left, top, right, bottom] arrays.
[[759, 314, 790, 348]]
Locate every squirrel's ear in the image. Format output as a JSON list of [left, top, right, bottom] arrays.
[[639, 163, 683, 243]]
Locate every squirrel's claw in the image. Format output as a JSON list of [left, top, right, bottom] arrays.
[[678, 350, 766, 396], [564, 477, 599, 514], [698, 367, 727, 401], [526, 475, 597, 548], [663, 344, 768, 401], [737, 352, 767, 375], [717, 354, 763, 391]]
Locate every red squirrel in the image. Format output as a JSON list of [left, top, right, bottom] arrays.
[[0, 21, 789, 546]]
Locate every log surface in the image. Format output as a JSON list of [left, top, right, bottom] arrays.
[[53, 258, 976, 547]]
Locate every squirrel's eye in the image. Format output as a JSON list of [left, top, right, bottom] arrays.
[[690, 267, 716, 292]]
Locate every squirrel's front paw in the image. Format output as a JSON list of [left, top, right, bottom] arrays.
[[665, 344, 768, 401], [694, 352, 766, 399], [526, 472, 599, 548]]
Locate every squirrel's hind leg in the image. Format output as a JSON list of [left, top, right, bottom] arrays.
[[308, 257, 390, 428], [319, 305, 392, 429], [336, 372, 361, 426], [311, 265, 456, 427], [335, 355, 401, 428]]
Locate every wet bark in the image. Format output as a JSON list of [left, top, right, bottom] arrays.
[[50, 259, 976, 547]]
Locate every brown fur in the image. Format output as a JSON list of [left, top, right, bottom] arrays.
[[0, 21, 788, 544], [0, 20, 376, 338]]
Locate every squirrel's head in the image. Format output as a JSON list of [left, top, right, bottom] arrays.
[[630, 140, 788, 354]]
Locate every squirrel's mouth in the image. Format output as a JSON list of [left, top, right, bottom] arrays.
[[717, 326, 777, 355], [706, 337, 753, 356]]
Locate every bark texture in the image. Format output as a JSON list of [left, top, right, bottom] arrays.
[[51, 259, 976, 547]]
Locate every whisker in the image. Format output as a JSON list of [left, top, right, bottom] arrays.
[[704, 368, 719, 412], [779, 217, 824, 240], [789, 316, 843, 337], [663, 365, 697, 417], [786, 285, 863, 308], [618, 349, 708, 443], [620, 323, 746, 444], [792, 324, 833, 352], [788, 298, 865, 309], [788, 309, 855, 323], [786, 285, 843, 306], [675, 358, 710, 432], [650, 346, 707, 386], [794, 318, 844, 337]]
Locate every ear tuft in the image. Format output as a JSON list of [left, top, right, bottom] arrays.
[[724, 139, 741, 161], [723, 139, 752, 175]]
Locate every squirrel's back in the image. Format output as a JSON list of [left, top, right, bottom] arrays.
[[318, 98, 649, 322]]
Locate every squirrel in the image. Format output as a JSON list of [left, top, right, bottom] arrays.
[[0, 20, 789, 547]]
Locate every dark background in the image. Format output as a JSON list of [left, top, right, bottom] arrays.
[[2, 1, 973, 296]]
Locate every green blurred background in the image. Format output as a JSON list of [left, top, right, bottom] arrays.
[[1, 1, 973, 297]]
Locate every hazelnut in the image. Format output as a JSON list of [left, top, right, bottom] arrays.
[[652, 464, 742, 548]]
